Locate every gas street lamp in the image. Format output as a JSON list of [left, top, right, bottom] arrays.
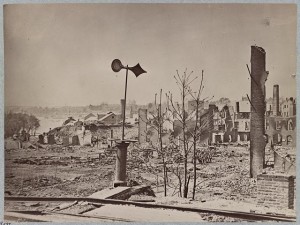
[[111, 59, 146, 187]]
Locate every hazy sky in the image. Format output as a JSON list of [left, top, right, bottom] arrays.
[[4, 3, 297, 107]]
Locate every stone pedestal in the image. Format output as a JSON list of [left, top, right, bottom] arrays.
[[113, 141, 130, 187]]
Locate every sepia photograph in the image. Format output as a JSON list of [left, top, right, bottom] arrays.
[[2, 2, 297, 222]]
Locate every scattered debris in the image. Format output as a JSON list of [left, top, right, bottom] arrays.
[[58, 201, 78, 210]]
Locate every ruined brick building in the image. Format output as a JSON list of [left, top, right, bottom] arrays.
[[207, 84, 296, 146], [265, 85, 296, 147], [234, 97, 251, 142], [138, 84, 296, 147], [210, 104, 236, 143]]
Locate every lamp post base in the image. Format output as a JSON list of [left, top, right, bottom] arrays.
[[113, 180, 127, 187], [113, 141, 130, 187], [110, 139, 137, 188]]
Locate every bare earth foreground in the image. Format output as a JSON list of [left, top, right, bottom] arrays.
[[4, 143, 295, 222]]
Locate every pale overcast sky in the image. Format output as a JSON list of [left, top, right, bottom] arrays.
[[4, 3, 297, 107]]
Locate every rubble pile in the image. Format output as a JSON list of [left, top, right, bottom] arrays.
[[50, 145, 77, 152], [74, 171, 114, 183], [6, 168, 115, 198], [219, 147, 245, 158], [196, 147, 216, 164], [192, 146, 257, 202], [7, 137, 289, 213], [13, 157, 69, 166], [199, 213, 243, 222], [127, 157, 145, 170], [11, 149, 117, 169], [127, 175, 155, 187]]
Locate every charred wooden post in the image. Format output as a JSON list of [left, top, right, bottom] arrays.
[[250, 46, 268, 178]]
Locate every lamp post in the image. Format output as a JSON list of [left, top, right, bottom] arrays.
[[111, 59, 146, 187]]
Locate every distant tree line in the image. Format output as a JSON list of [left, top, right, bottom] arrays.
[[5, 102, 148, 117], [5, 112, 40, 138]]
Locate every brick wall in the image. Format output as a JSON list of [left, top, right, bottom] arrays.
[[265, 116, 296, 147], [257, 174, 295, 209]]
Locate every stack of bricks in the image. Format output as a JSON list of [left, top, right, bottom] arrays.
[[257, 173, 295, 209]]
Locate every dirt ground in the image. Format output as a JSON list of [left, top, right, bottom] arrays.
[[5, 143, 255, 199], [5, 145, 115, 198], [4, 142, 295, 217]]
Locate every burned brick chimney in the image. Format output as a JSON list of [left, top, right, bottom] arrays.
[[236, 102, 240, 113], [138, 109, 147, 144], [250, 46, 268, 178], [120, 99, 125, 120], [272, 84, 279, 116]]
